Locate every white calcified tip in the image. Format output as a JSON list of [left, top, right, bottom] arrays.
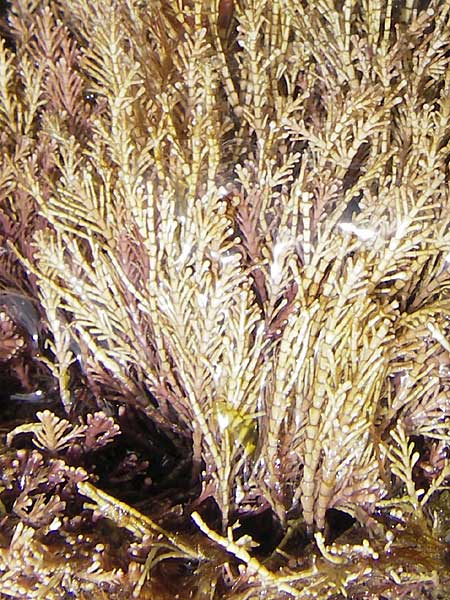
[[217, 185, 229, 198], [197, 292, 208, 308], [339, 222, 376, 241], [49, 517, 61, 531], [217, 410, 229, 431]]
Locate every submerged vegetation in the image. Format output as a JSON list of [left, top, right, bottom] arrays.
[[1, 0, 450, 597]]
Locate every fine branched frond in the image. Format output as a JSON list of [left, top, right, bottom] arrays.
[[1, 1, 450, 598]]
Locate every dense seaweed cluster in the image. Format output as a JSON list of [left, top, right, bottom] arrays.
[[1, 0, 450, 597]]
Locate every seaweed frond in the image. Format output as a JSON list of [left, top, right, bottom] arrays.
[[1, 0, 450, 598]]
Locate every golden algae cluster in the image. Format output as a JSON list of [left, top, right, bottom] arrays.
[[0, 0, 450, 598]]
